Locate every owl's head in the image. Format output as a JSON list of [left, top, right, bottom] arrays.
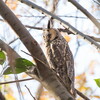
[[43, 28, 59, 43], [43, 18, 60, 45]]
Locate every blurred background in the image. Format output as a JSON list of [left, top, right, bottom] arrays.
[[0, 0, 100, 100]]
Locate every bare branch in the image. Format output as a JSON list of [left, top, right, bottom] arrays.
[[0, 78, 34, 85], [75, 89, 90, 100], [86, 35, 100, 42], [16, 15, 100, 20], [25, 25, 100, 44], [93, 0, 100, 5], [8, 38, 19, 45], [25, 85, 36, 100], [25, 25, 75, 35], [34, 16, 46, 26], [25, 25, 43, 30], [68, 0, 100, 30], [19, 0, 100, 49]]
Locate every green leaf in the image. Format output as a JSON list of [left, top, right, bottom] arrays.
[[94, 78, 100, 88], [3, 58, 35, 75], [0, 51, 6, 65], [3, 67, 13, 75], [15, 58, 34, 68]]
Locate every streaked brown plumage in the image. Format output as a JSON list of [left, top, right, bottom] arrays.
[[43, 28, 75, 96]]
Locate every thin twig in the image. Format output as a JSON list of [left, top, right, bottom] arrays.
[[25, 85, 36, 100], [51, 0, 60, 13], [25, 25, 75, 34], [25, 25, 100, 43], [34, 16, 46, 27], [21, 50, 49, 68], [93, 0, 100, 6], [74, 37, 80, 58], [25, 25, 43, 30], [6, 47, 24, 100], [8, 38, 19, 45], [74, 5, 80, 58], [68, 0, 100, 30], [18, 15, 100, 20], [0, 78, 34, 85], [76, 89, 90, 100]]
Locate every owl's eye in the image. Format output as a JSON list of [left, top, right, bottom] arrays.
[[48, 34, 51, 38]]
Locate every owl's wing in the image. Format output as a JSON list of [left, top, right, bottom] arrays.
[[50, 41, 66, 68], [63, 40, 75, 83], [51, 39, 74, 82]]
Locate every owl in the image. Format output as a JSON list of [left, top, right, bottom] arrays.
[[43, 28, 75, 97]]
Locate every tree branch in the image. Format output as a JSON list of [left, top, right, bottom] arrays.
[[68, 0, 100, 30], [0, 91, 5, 100], [19, 0, 100, 49], [86, 35, 100, 42], [0, 1, 74, 100], [75, 89, 90, 100], [25, 25, 100, 43], [25, 85, 36, 100], [25, 25, 74, 35], [0, 78, 34, 85]]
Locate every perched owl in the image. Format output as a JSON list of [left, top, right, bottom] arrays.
[[43, 28, 75, 96]]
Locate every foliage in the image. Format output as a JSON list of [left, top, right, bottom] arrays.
[[3, 58, 35, 75], [6, 0, 18, 10], [5, 93, 16, 100], [94, 78, 100, 88], [64, 35, 71, 42], [0, 51, 6, 65]]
